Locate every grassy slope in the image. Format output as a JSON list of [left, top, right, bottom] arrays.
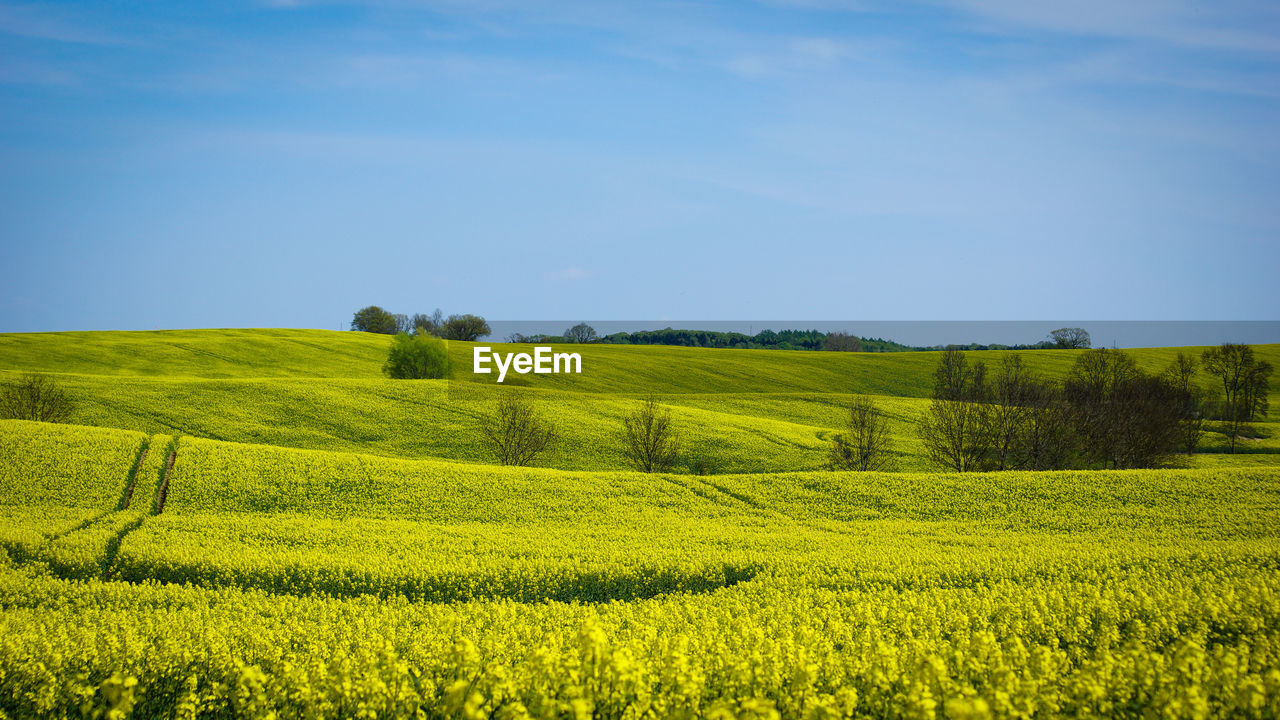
[[1, 329, 1276, 472], [7, 328, 1277, 397]]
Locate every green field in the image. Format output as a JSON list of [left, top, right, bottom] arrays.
[[1, 329, 1276, 473], [2, 329, 1279, 718]]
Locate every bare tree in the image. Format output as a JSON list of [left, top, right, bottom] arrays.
[[1017, 382, 1078, 471], [1048, 327, 1091, 349], [987, 355, 1038, 471], [822, 331, 862, 352], [829, 396, 893, 471], [0, 373, 75, 423], [1243, 360, 1273, 424], [1164, 352, 1206, 453], [933, 349, 987, 402], [412, 309, 444, 335], [479, 392, 557, 466], [918, 396, 993, 472], [1064, 349, 1182, 468], [1202, 343, 1272, 452], [620, 396, 680, 473], [918, 350, 993, 472]]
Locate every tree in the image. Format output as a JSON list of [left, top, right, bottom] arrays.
[[479, 392, 557, 466], [620, 396, 680, 473], [1048, 327, 1091, 349], [987, 355, 1038, 471], [383, 332, 450, 379], [1243, 360, 1273, 425], [829, 396, 893, 471], [440, 314, 491, 342], [412, 309, 444, 335], [917, 350, 993, 472], [1016, 382, 1078, 471], [1064, 349, 1181, 468], [1202, 343, 1271, 452], [351, 305, 399, 334], [0, 373, 75, 423], [822, 332, 862, 352], [563, 323, 598, 344], [1062, 348, 1134, 468], [1164, 353, 1206, 453], [933, 349, 987, 402], [393, 313, 412, 334]]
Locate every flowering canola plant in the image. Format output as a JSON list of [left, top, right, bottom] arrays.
[[1, 422, 1279, 718]]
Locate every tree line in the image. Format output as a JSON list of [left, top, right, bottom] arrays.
[[842, 343, 1272, 472], [477, 342, 1270, 474], [353, 309, 1097, 354], [509, 324, 1094, 352], [351, 305, 491, 342]]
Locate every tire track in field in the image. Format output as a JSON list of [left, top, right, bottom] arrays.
[[120, 439, 151, 510], [103, 441, 178, 580], [661, 475, 771, 514], [155, 447, 176, 513], [43, 437, 152, 545]]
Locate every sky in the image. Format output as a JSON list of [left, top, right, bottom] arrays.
[[1, 0, 1278, 334]]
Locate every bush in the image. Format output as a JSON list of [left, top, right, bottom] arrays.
[[620, 396, 680, 473], [479, 392, 557, 466], [0, 373, 75, 423], [383, 333, 450, 379]]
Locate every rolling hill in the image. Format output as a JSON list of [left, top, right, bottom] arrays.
[[1, 329, 1276, 472]]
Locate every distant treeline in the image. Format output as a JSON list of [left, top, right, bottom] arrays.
[[350, 308, 1098, 354], [602, 328, 914, 352], [508, 326, 1096, 353], [509, 327, 915, 352]]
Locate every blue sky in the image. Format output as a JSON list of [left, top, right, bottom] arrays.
[[1, 0, 1278, 333]]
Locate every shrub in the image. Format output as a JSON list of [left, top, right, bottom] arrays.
[[621, 396, 680, 473], [383, 333, 450, 379], [479, 392, 557, 466]]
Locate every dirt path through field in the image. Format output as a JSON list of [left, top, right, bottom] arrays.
[[156, 449, 175, 513]]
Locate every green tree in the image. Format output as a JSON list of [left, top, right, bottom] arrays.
[[440, 314, 491, 342], [383, 332, 450, 379], [351, 305, 398, 334], [1048, 327, 1091, 349], [564, 323, 598, 344]]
